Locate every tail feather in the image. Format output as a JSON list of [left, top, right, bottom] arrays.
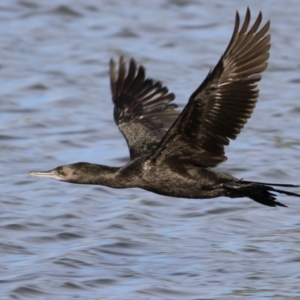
[[240, 180, 299, 188], [226, 180, 300, 207], [248, 188, 288, 207], [271, 187, 300, 198]]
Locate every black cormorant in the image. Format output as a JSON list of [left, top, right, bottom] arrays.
[[30, 9, 300, 207]]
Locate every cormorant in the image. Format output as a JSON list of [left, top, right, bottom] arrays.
[[30, 9, 300, 207]]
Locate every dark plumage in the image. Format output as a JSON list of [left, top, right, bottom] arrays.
[[30, 9, 300, 207]]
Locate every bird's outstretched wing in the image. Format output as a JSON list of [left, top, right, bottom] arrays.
[[110, 57, 179, 160], [150, 8, 271, 167]]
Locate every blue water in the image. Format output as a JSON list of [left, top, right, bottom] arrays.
[[1, 0, 300, 299]]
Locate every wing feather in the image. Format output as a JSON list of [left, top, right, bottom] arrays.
[[110, 56, 179, 160], [150, 8, 271, 167]]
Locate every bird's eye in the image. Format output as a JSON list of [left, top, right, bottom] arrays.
[[56, 167, 63, 175]]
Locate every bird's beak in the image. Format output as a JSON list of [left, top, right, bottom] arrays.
[[29, 170, 65, 181]]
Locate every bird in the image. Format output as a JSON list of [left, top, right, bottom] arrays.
[[30, 8, 300, 207]]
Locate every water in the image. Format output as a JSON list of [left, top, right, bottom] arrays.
[[1, 0, 300, 299]]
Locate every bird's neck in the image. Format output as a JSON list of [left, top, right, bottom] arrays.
[[68, 163, 128, 188]]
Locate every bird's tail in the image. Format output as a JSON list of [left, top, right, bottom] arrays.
[[226, 181, 300, 207]]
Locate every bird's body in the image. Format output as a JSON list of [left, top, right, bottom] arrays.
[[30, 9, 300, 207], [64, 159, 235, 198], [122, 158, 235, 199]]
